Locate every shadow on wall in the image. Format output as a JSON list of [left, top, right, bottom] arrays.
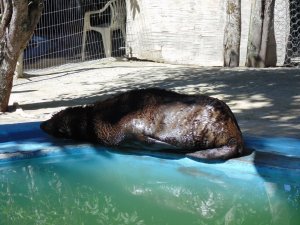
[[14, 66, 300, 138]]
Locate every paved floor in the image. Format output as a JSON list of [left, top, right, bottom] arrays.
[[1, 59, 299, 139]]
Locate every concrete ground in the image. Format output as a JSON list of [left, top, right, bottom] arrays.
[[1, 58, 299, 139]]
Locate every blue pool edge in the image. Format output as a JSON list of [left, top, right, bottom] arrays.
[[1, 121, 300, 175]]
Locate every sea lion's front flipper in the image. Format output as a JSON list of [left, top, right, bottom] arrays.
[[143, 137, 180, 151], [186, 145, 238, 160], [121, 135, 179, 151]]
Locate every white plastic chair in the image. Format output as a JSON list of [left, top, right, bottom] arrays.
[[81, 0, 126, 60]]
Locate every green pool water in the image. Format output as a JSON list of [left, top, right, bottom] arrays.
[[0, 151, 299, 225]]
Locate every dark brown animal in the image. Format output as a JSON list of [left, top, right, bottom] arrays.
[[40, 88, 244, 160]]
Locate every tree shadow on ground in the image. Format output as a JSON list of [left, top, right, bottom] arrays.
[[15, 65, 300, 138]]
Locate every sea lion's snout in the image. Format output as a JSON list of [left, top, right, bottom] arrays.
[[40, 120, 52, 134], [40, 121, 47, 131]]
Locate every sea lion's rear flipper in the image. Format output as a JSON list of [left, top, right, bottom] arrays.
[[185, 145, 238, 160]]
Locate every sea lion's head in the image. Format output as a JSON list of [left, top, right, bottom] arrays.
[[40, 106, 91, 140], [40, 109, 73, 138]]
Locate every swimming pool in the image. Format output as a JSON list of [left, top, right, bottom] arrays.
[[0, 122, 299, 224]]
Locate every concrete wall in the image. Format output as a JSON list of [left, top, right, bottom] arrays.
[[126, 0, 289, 66]]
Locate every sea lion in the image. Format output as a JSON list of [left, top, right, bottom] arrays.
[[40, 88, 244, 160]]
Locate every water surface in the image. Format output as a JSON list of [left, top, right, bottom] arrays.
[[0, 151, 299, 225]]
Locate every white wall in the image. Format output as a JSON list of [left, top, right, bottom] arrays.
[[126, 0, 288, 66]]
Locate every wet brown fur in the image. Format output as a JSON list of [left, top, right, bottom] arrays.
[[40, 88, 244, 160]]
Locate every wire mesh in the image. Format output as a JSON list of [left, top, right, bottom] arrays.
[[24, 0, 126, 70], [275, 0, 300, 66], [285, 0, 300, 66]]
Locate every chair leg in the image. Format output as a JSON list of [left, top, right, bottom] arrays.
[[82, 28, 88, 60], [102, 29, 112, 58], [121, 27, 126, 44]]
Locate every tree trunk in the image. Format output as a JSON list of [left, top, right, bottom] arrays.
[[0, 0, 43, 112], [246, 0, 276, 67], [223, 0, 241, 67]]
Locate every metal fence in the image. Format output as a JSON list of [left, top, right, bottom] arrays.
[[23, 0, 126, 69], [23, 0, 300, 70], [285, 0, 300, 65]]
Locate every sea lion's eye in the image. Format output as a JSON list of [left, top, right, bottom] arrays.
[[58, 128, 65, 134], [228, 138, 237, 146]]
